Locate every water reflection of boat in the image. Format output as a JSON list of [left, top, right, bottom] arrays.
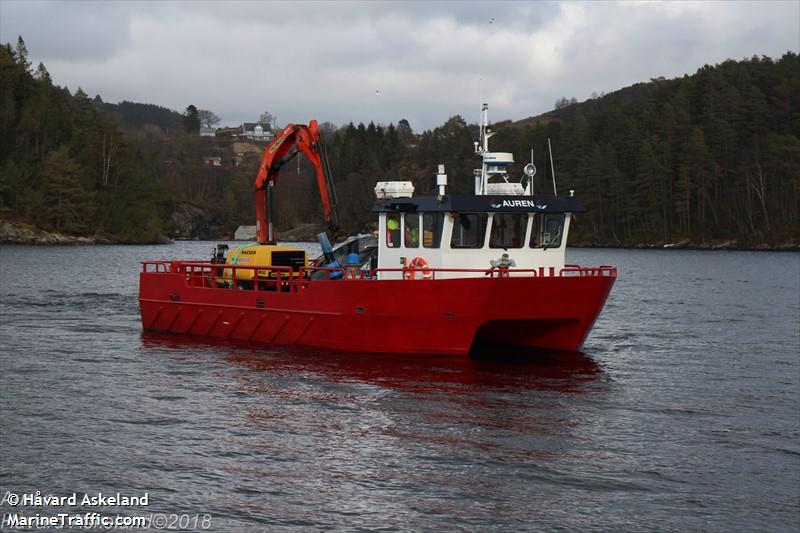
[[141, 332, 607, 463], [140, 332, 603, 394]]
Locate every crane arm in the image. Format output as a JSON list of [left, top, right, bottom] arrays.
[[254, 120, 338, 244]]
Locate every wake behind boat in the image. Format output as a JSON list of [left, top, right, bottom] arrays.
[[139, 105, 616, 355]]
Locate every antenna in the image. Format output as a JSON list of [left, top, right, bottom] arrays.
[[531, 148, 534, 195], [478, 77, 483, 123], [547, 138, 558, 195]]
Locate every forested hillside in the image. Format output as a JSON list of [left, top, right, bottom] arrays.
[[1, 34, 797, 247], [0, 39, 174, 242], [95, 99, 183, 135]]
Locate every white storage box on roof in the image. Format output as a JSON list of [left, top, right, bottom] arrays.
[[374, 181, 415, 199], [485, 182, 525, 195]]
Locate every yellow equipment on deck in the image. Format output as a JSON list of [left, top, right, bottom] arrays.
[[219, 243, 307, 288]]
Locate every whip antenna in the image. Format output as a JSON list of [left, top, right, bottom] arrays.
[[548, 138, 558, 195]]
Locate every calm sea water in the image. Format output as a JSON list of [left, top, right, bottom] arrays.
[[1, 242, 798, 531]]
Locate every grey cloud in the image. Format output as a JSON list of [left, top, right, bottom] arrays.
[[1, 0, 134, 61], [1, 1, 797, 131]]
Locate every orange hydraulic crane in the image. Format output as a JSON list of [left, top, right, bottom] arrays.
[[254, 120, 339, 244]]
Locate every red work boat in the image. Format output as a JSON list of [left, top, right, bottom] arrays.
[[139, 105, 616, 355]]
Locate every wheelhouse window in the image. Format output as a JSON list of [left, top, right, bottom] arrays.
[[530, 213, 565, 249], [404, 213, 420, 248], [490, 213, 528, 249], [422, 213, 444, 248], [451, 213, 488, 249], [386, 213, 401, 248]]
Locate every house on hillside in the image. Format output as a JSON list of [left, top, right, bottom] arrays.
[[199, 127, 217, 137], [241, 122, 274, 142]]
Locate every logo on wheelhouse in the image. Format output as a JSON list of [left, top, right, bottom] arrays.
[[490, 199, 548, 209]]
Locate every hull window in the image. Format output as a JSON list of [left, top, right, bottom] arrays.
[[490, 213, 528, 249], [405, 213, 420, 248], [530, 214, 565, 248], [451, 213, 488, 249], [386, 213, 401, 247], [423, 212, 444, 248]]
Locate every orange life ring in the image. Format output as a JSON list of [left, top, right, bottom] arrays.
[[407, 256, 432, 280]]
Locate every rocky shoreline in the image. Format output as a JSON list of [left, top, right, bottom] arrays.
[[568, 238, 800, 251], [0, 220, 172, 245], [273, 230, 799, 251], [2, 219, 796, 251]]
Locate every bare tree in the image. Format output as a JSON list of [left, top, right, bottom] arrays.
[[258, 111, 276, 128], [554, 97, 578, 110], [197, 109, 221, 129]]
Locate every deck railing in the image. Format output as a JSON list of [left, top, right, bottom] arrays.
[[142, 260, 616, 292]]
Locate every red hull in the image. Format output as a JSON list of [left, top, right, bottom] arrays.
[[139, 264, 615, 356]]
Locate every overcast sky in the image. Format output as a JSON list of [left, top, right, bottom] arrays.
[[1, 0, 798, 130]]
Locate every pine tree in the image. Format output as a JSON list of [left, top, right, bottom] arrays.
[[636, 136, 667, 239], [183, 105, 200, 134], [14, 36, 30, 72], [41, 147, 92, 233], [33, 62, 51, 83]]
